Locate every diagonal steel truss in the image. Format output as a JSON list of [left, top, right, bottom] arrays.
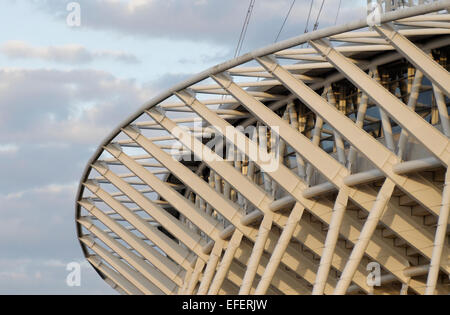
[[75, 1, 450, 295]]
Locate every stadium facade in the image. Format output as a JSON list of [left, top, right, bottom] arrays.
[[75, 1, 450, 295]]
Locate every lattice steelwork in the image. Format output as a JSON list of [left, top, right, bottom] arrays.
[[76, 1, 450, 295]]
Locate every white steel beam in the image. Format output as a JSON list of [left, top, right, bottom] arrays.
[[374, 23, 450, 97], [122, 121, 310, 294], [78, 217, 178, 294], [80, 236, 164, 295], [308, 39, 450, 166], [256, 55, 445, 219], [426, 169, 450, 294], [239, 214, 273, 295], [141, 107, 334, 293], [208, 230, 244, 295], [82, 180, 197, 272], [197, 239, 225, 295], [334, 179, 397, 294], [210, 67, 443, 292], [78, 201, 185, 286], [103, 143, 225, 242], [254, 203, 305, 294], [90, 162, 210, 263], [87, 255, 143, 295], [312, 188, 350, 295], [174, 90, 404, 293]]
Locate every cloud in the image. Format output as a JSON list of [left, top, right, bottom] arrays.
[[1, 40, 140, 65], [0, 144, 19, 154], [0, 182, 78, 246], [0, 258, 115, 294], [0, 67, 152, 144], [0, 172, 116, 293], [33, 0, 366, 51], [0, 65, 199, 194], [0, 66, 167, 197]]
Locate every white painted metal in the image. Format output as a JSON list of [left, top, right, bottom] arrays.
[[75, 1, 450, 295]]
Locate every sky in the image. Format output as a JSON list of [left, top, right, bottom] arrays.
[[0, 0, 367, 294]]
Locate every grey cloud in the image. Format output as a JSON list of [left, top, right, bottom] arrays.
[[1, 40, 140, 64], [0, 181, 115, 294], [0, 68, 151, 140], [33, 0, 366, 52], [0, 258, 116, 294], [0, 183, 79, 257], [0, 67, 167, 195], [0, 144, 89, 194]]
